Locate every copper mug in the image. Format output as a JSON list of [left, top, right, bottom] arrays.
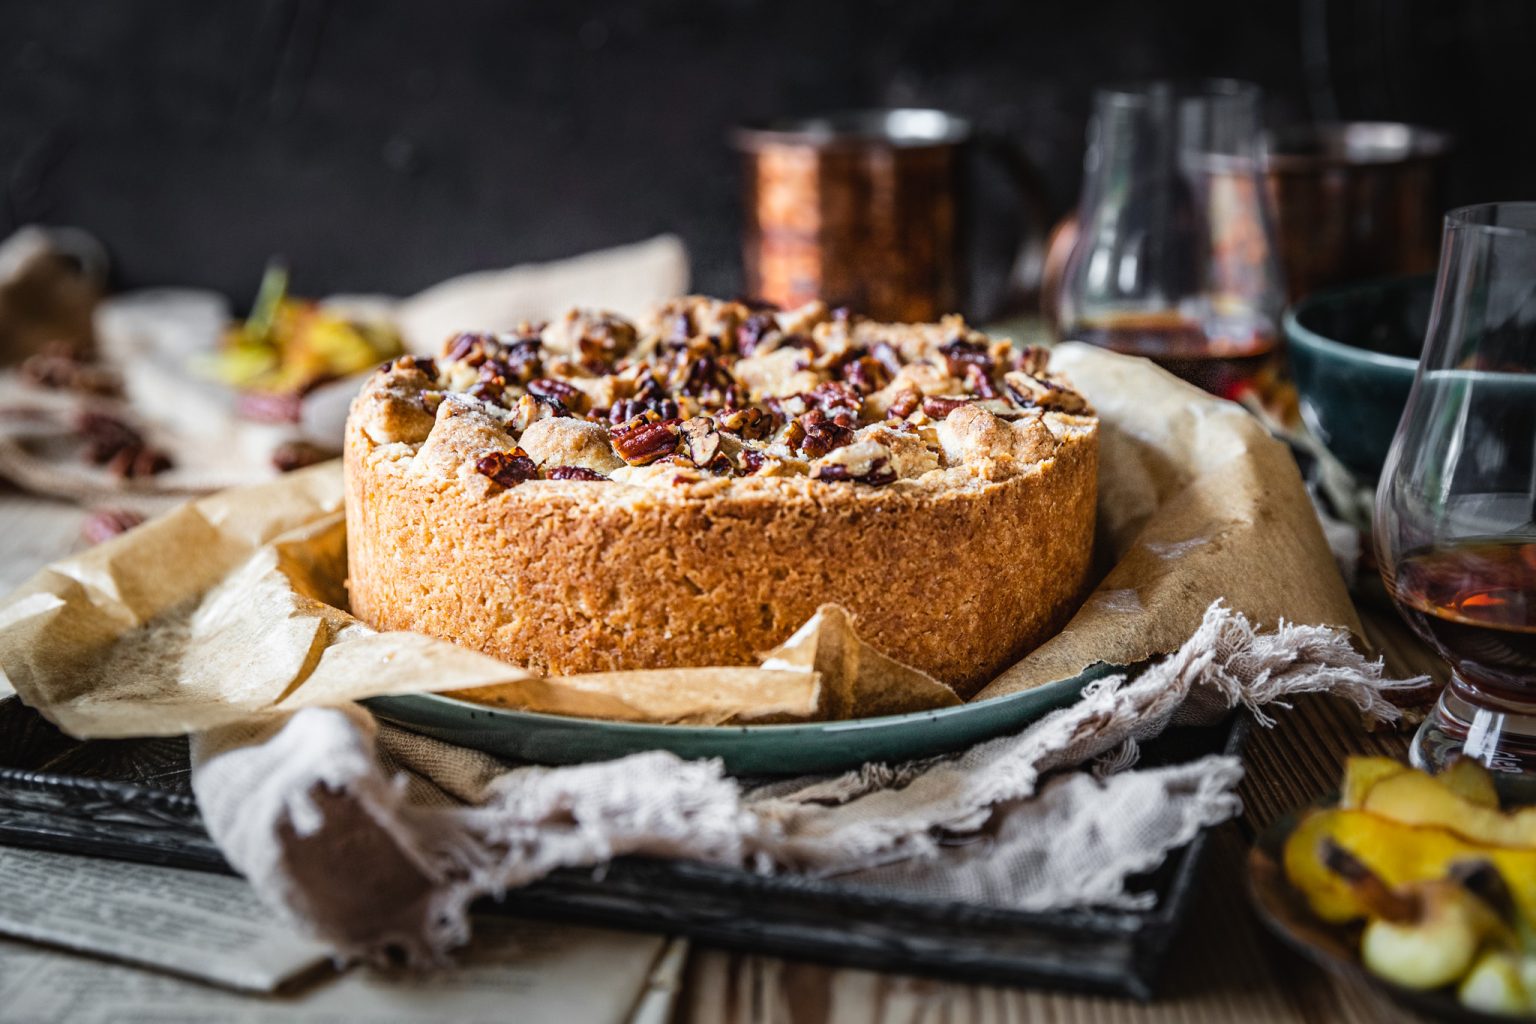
[[1043, 120, 1455, 317], [1265, 122, 1453, 301], [735, 110, 1049, 322]]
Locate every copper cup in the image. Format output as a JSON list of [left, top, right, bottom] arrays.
[[1044, 121, 1455, 316], [735, 110, 1046, 322], [1265, 122, 1453, 301]]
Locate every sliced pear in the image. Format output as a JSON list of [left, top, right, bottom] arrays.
[[1458, 950, 1532, 1014], [1340, 756, 1411, 809], [1361, 880, 1486, 990], [1282, 809, 1536, 924], [1521, 957, 1536, 1005], [1438, 757, 1501, 809], [1338, 756, 1497, 813], [1363, 771, 1536, 848]]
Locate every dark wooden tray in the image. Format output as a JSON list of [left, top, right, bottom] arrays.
[[0, 695, 1247, 1000]]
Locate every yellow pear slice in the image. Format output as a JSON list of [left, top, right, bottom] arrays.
[[1283, 808, 1536, 924], [1340, 756, 1411, 808], [1363, 772, 1536, 848], [1361, 881, 1487, 990], [1438, 757, 1500, 809]]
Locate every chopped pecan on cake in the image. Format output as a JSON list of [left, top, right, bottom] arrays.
[[354, 298, 1092, 489]]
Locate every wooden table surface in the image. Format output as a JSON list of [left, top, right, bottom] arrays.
[[0, 484, 1442, 1024]]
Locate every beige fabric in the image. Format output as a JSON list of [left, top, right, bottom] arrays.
[[191, 601, 1423, 962]]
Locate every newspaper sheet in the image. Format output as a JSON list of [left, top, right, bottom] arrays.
[[0, 846, 328, 992], [0, 923, 680, 1024], [0, 847, 680, 1023]]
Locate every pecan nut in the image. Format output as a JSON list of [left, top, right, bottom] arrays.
[[838, 353, 891, 395], [81, 507, 146, 545], [608, 394, 680, 423], [107, 445, 172, 479], [574, 313, 638, 372], [663, 310, 695, 345], [528, 377, 590, 414], [1013, 344, 1050, 376], [468, 378, 507, 406], [939, 337, 993, 379], [920, 395, 973, 419], [546, 465, 608, 481], [1004, 371, 1090, 414], [963, 363, 999, 399], [475, 447, 538, 488], [870, 341, 904, 377], [271, 440, 334, 473], [446, 332, 495, 366], [885, 386, 921, 420], [611, 414, 682, 465], [791, 409, 855, 458], [396, 354, 438, 381], [451, 332, 543, 383], [765, 394, 808, 421], [814, 457, 896, 486], [19, 342, 121, 396], [679, 355, 738, 400], [76, 412, 174, 477], [501, 338, 545, 382], [736, 311, 776, 356], [804, 380, 862, 416], [679, 416, 721, 465], [77, 412, 142, 465], [737, 449, 767, 475], [717, 405, 774, 440]]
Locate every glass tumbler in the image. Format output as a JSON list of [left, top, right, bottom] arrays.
[[1375, 202, 1536, 794]]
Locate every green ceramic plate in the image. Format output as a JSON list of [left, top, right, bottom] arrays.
[[365, 662, 1120, 775]]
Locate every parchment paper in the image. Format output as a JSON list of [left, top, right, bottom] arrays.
[[0, 343, 1358, 738], [978, 344, 1362, 699]]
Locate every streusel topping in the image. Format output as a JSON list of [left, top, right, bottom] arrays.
[[355, 296, 1094, 490]]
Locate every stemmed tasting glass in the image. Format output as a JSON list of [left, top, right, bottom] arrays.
[[1056, 80, 1286, 400], [1375, 202, 1536, 796]]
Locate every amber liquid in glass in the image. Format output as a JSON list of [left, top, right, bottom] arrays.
[[1073, 312, 1278, 400], [1389, 538, 1536, 701]]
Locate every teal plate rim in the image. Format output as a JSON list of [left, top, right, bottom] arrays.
[[364, 660, 1127, 775]]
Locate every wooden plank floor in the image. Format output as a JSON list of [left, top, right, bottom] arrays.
[[0, 486, 1442, 1022]]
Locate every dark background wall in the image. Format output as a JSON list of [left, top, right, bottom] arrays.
[[0, 0, 1532, 307]]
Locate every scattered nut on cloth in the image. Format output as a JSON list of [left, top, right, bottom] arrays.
[[191, 602, 1422, 961]]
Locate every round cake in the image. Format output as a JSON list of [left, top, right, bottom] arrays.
[[345, 297, 1097, 698]]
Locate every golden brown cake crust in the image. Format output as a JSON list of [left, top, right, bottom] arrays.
[[344, 298, 1098, 698]]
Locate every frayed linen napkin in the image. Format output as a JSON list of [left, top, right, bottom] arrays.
[[192, 601, 1421, 961]]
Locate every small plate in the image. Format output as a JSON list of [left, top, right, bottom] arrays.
[[365, 662, 1117, 775], [1248, 806, 1518, 1023]]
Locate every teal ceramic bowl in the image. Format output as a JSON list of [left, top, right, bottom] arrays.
[[365, 661, 1118, 775], [1283, 276, 1430, 479]]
